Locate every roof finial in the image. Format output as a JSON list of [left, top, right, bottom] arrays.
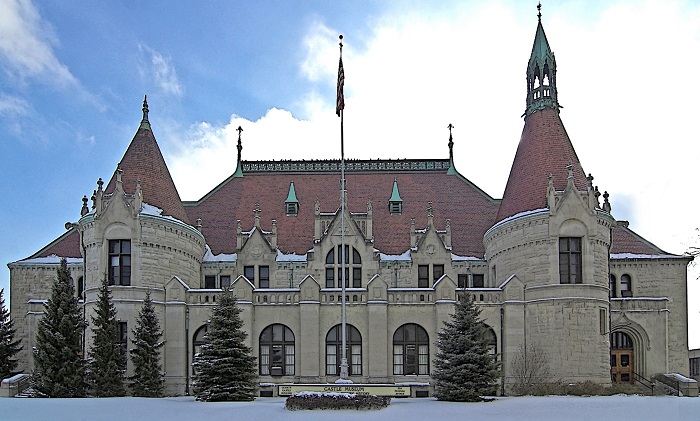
[[537, 2, 542, 22], [232, 126, 244, 178], [447, 123, 454, 161], [140, 95, 151, 130]]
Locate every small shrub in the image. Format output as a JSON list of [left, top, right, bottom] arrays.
[[511, 381, 653, 397], [285, 392, 390, 411]]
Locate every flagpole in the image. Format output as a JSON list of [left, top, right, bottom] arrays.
[[337, 34, 350, 383]]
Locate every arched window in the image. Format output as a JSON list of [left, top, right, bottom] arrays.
[[484, 325, 497, 360], [609, 274, 617, 298], [620, 274, 632, 297], [192, 325, 208, 360], [325, 245, 362, 288], [393, 324, 429, 375], [259, 324, 295, 376], [326, 324, 362, 376]]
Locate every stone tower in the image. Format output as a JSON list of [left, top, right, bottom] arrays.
[[484, 8, 614, 385]]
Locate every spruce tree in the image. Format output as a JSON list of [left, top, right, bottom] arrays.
[[87, 278, 126, 397], [192, 289, 257, 401], [33, 258, 87, 397], [129, 292, 164, 397], [433, 294, 500, 402], [0, 288, 22, 380]]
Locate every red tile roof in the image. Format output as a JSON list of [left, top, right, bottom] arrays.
[[185, 164, 500, 257], [25, 229, 81, 259], [104, 127, 190, 224], [497, 108, 588, 222], [610, 224, 669, 255]]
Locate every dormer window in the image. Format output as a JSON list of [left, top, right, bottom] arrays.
[[388, 178, 403, 216], [285, 180, 299, 216]]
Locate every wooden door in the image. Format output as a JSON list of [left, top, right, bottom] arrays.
[[610, 350, 633, 384]]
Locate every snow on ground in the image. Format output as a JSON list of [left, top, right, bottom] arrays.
[[1, 395, 698, 421]]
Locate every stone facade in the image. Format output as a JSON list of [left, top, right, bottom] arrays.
[[7, 15, 693, 397]]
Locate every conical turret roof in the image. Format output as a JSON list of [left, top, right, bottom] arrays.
[[105, 97, 190, 224], [496, 108, 588, 221]]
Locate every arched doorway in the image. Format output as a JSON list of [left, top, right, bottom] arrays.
[[610, 331, 634, 383]]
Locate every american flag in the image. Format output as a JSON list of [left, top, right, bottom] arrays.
[[336, 56, 344, 116]]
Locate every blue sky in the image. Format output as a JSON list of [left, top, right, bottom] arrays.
[[2, 0, 700, 345]]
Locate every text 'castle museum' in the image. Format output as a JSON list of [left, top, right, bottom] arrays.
[[8, 13, 692, 396]]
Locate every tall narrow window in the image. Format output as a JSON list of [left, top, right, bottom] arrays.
[[484, 325, 498, 361], [117, 321, 128, 359], [393, 324, 429, 375], [77, 276, 84, 299], [620, 274, 632, 297], [259, 324, 295, 376], [244, 266, 255, 282], [259, 266, 270, 289], [418, 265, 429, 288], [609, 274, 617, 298], [472, 274, 485, 288], [433, 264, 444, 282], [326, 324, 362, 376], [559, 237, 582, 284], [108, 239, 131, 286]]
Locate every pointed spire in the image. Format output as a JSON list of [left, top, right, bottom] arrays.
[[232, 126, 244, 178], [285, 180, 299, 216], [525, 4, 559, 117], [447, 123, 457, 175], [140, 95, 151, 130], [389, 177, 403, 215]]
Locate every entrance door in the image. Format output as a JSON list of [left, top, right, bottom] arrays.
[[610, 350, 633, 383], [610, 331, 634, 384]]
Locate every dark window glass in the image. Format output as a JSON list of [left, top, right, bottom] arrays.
[[108, 239, 131, 286], [433, 264, 444, 281], [418, 265, 429, 288], [620, 274, 632, 297], [220, 275, 231, 289], [472, 274, 485, 288], [611, 331, 634, 350], [244, 266, 255, 281], [559, 237, 582, 284], [259, 324, 294, 376], [117, 321, 128, 359], [353, 268, 361, 288], [393, 324, 429, 375], [204, 275, 216, 289], [325, 267, 335, 288], [326, 324, 362, 376], [457, 274, 468, 288], [259, 266, 270, 288], [609, 274, 617, 298], [325, 245, 362, 288]]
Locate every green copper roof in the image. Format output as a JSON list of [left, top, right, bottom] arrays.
[[389, 178, 402, 202], [285, 180, 299, 203], [139, 95, 151, 130], [525, 14, 559, 117], [529, 21, 554, 70]]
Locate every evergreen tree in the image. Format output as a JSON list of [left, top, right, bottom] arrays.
[[0, 288, 22, 380], [129, 292, 164, 397], [87, 278, 126, 397], [433, 294, 500, 402], [33, 258, 87, 397], [192, 289, 257, 401]]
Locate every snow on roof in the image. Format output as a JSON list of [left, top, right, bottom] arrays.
[[490, 208, 549, 230], [379, 250, 412, 261], [202, 245, 237, 262], [141, 202, 190, 225], [276, 250, 306, 262], [610, 253, 684, 260], [17, 255, 83, 265], [451, 253, 482, 261]]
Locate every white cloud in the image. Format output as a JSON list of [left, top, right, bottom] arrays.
[[139, 44, 183, 96], [0, 0, 77, 87], [0, 93, 29, 117]]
